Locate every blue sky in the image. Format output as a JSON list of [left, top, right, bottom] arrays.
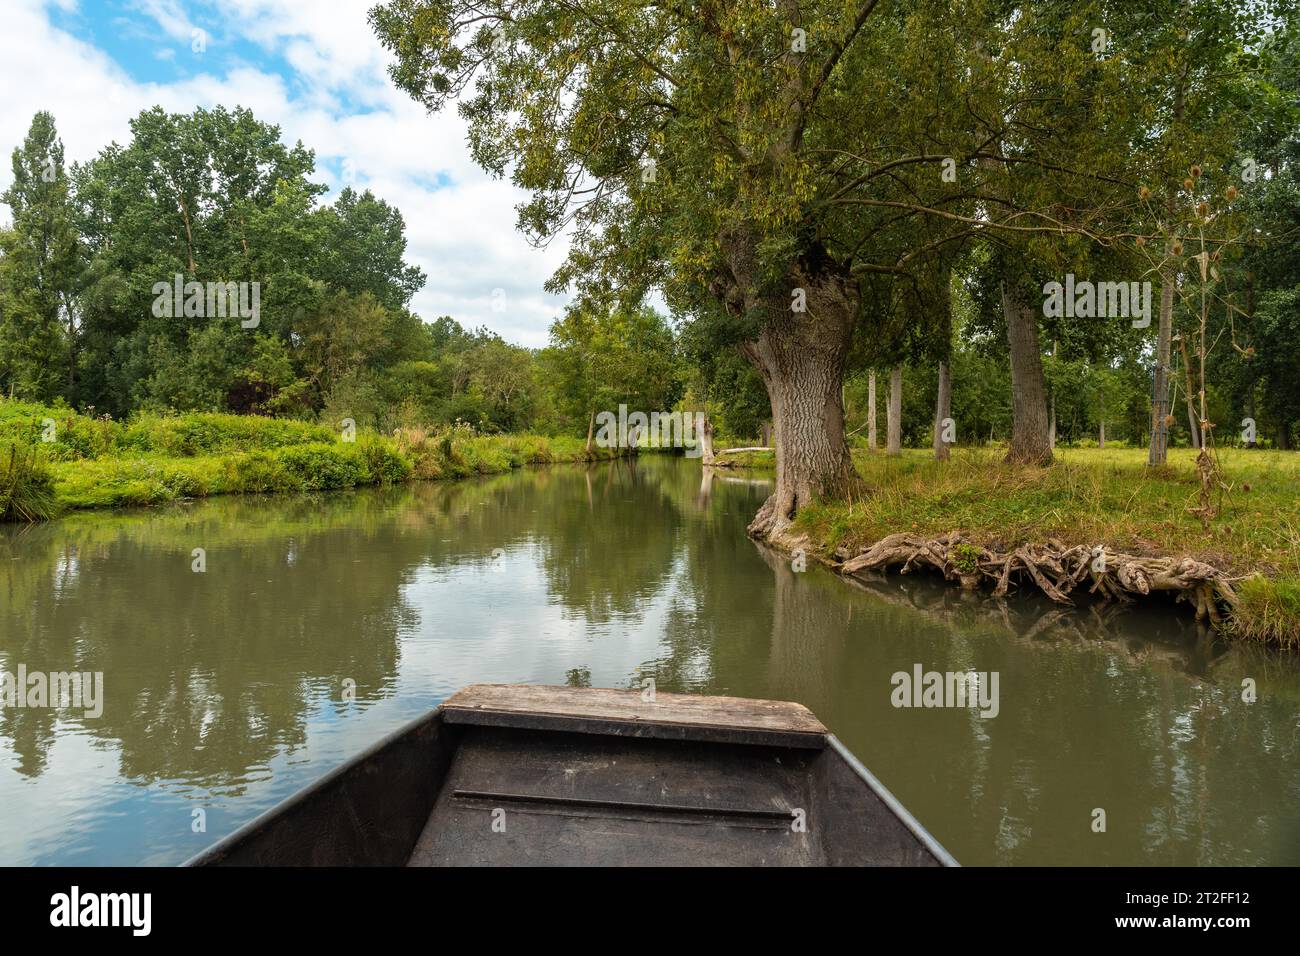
[[0, 0, 571, 346]]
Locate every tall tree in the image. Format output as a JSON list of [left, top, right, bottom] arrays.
[[1, 112, 82, 400], [370, 0, 1117, 539]]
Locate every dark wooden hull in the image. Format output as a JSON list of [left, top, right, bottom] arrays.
[[185, 685, 956, 867]]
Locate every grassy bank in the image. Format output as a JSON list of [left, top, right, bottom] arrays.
[[0, 400, 625, 513], [772, 446, 1300, 647]]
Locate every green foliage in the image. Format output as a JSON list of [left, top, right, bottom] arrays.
[[121, 412, 337, 456], [7, 400, 633, 514], [541, 304, 683, 438], [0, 111, 82, 404], [952, 543, 982, 575], [0, 441, 58, 521]]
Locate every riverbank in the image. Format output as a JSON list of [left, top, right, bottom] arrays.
[[0, 400, 625, 516], [729, 446, 1300, 648]]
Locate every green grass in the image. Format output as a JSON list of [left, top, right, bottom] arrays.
[[788, 445, 1300, 646], [0, 400, 630, 514]]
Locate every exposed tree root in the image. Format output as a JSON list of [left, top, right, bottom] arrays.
[[832, 532, 1238, 626]]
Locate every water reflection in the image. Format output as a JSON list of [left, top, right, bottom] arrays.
[[1, 456, 1298, 865]]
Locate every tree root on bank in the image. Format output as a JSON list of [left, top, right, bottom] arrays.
[[834, 532, 1239, 625]]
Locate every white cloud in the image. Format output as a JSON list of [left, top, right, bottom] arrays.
[[0, 0, 569, 347]]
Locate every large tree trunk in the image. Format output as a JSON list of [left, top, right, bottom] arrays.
[[736, 254, 859, 542], [933, 360, 951, 461], [887, 365, 903, 455], [867, 370, 877, 451], [1280, 423, 1293, 451], [1002, 283, 1053, 465]]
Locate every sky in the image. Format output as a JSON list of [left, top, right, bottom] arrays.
[[0, 0, 571, 347]]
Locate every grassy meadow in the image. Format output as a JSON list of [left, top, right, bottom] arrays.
[[727, 444, 1300, 646]]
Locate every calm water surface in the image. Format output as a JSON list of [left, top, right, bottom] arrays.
[[2, 456, 1299, 865]]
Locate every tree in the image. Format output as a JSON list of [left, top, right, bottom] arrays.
[[370, 0, 1083, 539], [1, 112, 82, 401], [543, 305, 680, 447]]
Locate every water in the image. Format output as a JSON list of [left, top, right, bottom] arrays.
[[2, 456, 1298, 865]]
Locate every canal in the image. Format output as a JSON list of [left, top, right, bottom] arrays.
[[2, 456, 1298, 864]]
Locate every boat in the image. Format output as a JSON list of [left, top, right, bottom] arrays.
[[185, 683, 957, 866]]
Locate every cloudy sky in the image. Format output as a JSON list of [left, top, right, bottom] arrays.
[[0, 0, 571, 347]]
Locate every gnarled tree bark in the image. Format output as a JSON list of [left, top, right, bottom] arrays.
[[1002, 282, 1053, 465], [728, 245, 859, 542]]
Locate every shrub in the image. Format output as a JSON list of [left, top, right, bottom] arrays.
[[272, 443, 370, 490], [0, 441, 59, 521], [122, 413, 336, 456], [355, 437, 413, 484]]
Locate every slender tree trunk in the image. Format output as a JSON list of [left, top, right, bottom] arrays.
[[1149, 256, 1176, 465], [1246, 391, 1257, 449], [886, 366, 903, 455], [933, 360, 951, 461], [585, 408, 595, 453], [1178, 334, 1200, 448], [1048, 340, 1057, 450], [63, 292, 76, 391], [1049, 394, 1057, 450], [1002, 283, 1053, 465], [867, 370, 877, 451], [1149, 78, 1186, 466], [736, 252, 859, 541], [177, 194, 197, 273], [1099, 419, 1106, 448]]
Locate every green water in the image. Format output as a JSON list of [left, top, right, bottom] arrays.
[[2, 456, 1298, 865]]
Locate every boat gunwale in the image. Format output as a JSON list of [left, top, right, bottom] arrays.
[[179, 706, 448, 867], [827, 734, 959, 867]]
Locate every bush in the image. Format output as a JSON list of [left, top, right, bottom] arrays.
[[0, 402, 122, 461], [355, 437, 413, 484], [121, 413, 337, 457], [0, 441, 59, 521], [272, 443, 369, 490]]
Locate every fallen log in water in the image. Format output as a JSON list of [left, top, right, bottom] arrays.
[[834, 532, 1239, 625]]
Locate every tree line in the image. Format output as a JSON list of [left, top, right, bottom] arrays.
[[0, 106, 684, 436], [3, 2, 1299, 509]]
